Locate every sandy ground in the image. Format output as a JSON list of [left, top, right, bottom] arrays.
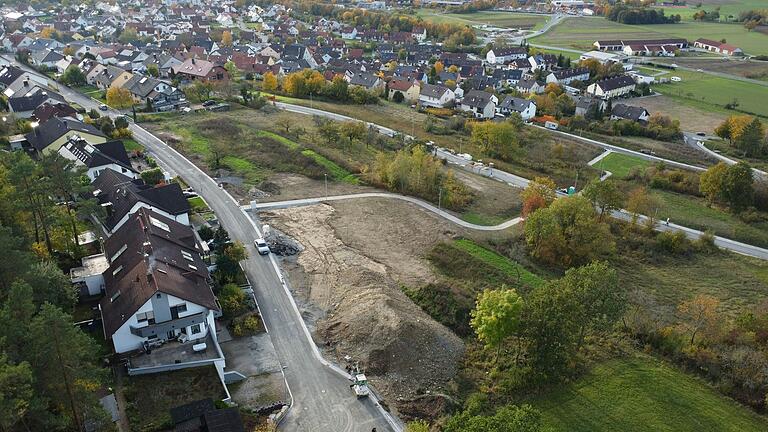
[[259, 198, 466, 416]]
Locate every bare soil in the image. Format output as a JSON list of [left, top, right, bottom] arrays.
[[259, 196, 466, 416]]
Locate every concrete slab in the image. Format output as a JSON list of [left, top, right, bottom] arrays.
[[220, 332, 281, 376]]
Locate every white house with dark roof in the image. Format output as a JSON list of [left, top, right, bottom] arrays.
[[459, 90, 497, 119], [586, 75, 636, 99], [485, 47, 528, 64], [419, 83, 455, 108], [497, 96, 536, 120]]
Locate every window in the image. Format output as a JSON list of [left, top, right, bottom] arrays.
[[136, 310, 155, 323], [111, 265, 123, 276], [176, 303, 187, 313], [190, 324, 201, 334], [156, 293, 161, 298]]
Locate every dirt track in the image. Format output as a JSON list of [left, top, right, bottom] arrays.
[[260, 198, 466, 416]]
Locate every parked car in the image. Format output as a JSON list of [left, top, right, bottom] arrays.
[[99, 104, 108, 111], [202, 100, 216, 107], [254, 238, 270, 255]]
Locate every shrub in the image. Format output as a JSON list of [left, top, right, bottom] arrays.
[[198, 225, 214, 241], [219, 284, 247, 318], [231, 313, 261, 337], [655, 231, 691, 255]]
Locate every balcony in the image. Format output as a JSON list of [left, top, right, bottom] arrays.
[[130, 311, 207, 338]]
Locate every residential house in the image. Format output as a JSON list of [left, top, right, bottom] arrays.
[[58, 136, 138, 181], [486, 47, 528, 64], [459, 90, 497, 119], [98, 208, 219, 356], [419, 83, 455, 108], [32, 102, 78, 123], [387, 78, 420, 103], [611, 103, 650, 123], [586, 75, 636, 99], [23, 117, 107, 154], [497, 96, 536, 120], [346, 72, 385, 95], [528, 54, 558, 71], [171, 58, 228, 82], [29, 48, 64, 69], [546, 67, 590, 86], [574, 95, 603, 118], [91, 169, 190, 234], [92, 65, 134, 90], [8, 85, 66, 118], [516, 78, 546, 94], [123, 74, 187, 112]]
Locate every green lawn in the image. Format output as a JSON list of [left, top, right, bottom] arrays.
[[532, 355, 768, 432], [187, 196, 209, 213], [597, 152, 653, 179], [121, 138, 143, 152], [531, 16, 768, 56], [453, 239, 544, 288]]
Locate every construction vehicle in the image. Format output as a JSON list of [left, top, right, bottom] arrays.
[[351, 370, 370, 398]]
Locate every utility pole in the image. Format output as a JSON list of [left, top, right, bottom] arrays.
[[324, 173, 328, 198], [438, 187, 443, 209]]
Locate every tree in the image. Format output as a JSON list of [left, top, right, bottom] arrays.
[[24, 261, 76, 312], [29, 304, 109, 432], [470, 120, 520, 160], [221, 30, 233, 47], [324, 75, 349, 101], [722, 162, 754, 213], [625, 186, 658, 225], [187, 80, 214, 102], [434, 60, 444, 75], [106, 87, 133, 109], [5, 152, 56, 254], [582, 179, 624, 220], [700, 162, 728, 204], [40, 153, 93, 251], [733, 117, 765, 157], [470, 288, 524, 357], [559, 261, 624, 348], [262, 71, 278, 93], [318, 121, 340, 145], [60, 65, 86, 86], [224, 240, 248, 262], [0, 354, 33, 432], [0, 282, 36, 362], [524, 196, 614, 267], [114, 115, 129, 130], [340, 121, 367, 143], [146, 63, 159, 77], [678, 294, 720, 346], [521, 176, 556, 217], [275, 118, 292, 134]]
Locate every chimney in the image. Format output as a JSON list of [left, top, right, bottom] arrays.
[[191, 58, 195, 64]]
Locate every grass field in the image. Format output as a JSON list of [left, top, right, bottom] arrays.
[[187, 196, 209, 212], [532, 16, 768, 55], [652, 68, 768, 118], [416, 9, 547, 30], [300, 149, 358, 184], [597, 152, 653, 178], [453, 238, 544, 288], [532, 355, 768, 432], [121, 138, 143, 152], [656, 0, 768, 22]]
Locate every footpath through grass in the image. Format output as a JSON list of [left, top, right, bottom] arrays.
[[532, 355, 768, 432]]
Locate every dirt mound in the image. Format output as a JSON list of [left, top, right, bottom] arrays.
[[263, 226, 303, 256], [260, 201, 465, 408]]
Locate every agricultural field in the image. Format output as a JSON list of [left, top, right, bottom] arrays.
[[651, 67, 768, 118], [618, 94, 728, 134], [415, 9, 547, 30], [531, 16, 768, 55], [655, 0, 768, 22], [532, 355, 768, 432]]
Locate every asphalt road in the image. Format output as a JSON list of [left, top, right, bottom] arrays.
[[0, 57, 402, 432]]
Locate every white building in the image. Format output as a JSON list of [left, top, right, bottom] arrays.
[[419, 83, 455, 108]]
